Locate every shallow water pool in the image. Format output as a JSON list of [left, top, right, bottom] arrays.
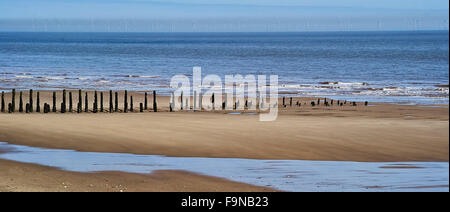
[[0, 142, 448, 192]]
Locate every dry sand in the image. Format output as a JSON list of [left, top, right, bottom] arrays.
[[0, 90, 448, 191]]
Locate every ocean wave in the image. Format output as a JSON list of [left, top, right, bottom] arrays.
[[319, 81, 369, 86], [113, 75, 161, 78], [15, 75, 33, 78]]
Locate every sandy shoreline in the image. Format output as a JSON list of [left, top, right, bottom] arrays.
[[0, 159, 275, 192], [0, 91, 448, 162], [0, 90, 448, 191]]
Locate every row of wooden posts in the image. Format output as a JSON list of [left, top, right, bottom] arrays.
[[1, 89, 368, 114], [0, 89, 158, 113], [281, 97, 368, 107]]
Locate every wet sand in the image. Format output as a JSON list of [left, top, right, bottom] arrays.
[[0, 159, 275, 192]]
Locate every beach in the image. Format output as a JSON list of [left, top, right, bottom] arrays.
[[0, 159, 275, 192], [0, 90, 448, 191]]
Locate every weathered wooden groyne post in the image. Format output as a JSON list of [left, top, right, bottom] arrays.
[[1, 91, 4, 112], [140, 103, 143, 112], [69, 92, 73, 112], [11, 89, 16, 112], [109, 90, 113, 113], [317, 98, 320, 106], [43, 103, 49, 113], [365, 101, 368, 106], [153, 90, 157, 112], [212, 93, 215, 110], [26, 103, 30, 113], [352, 102, 357, 106], [171, 92, 175, 112], [124, 90, 128, 113], [130, 96, 134, 112], [199, 92, 203, 111], [311, 101, 316, 107], [282, 97, 285, 107], [29, 89, 33, 112], [114, 91, 118, 112], [84, 92, 88, 112], [144, 92, 148, 110], [193, 91, 197, 111], [62, 89, 67, 113], [8, 103, 12, 113], [78, 89, 82, 113], [100, 92, 104, 112], [93, 91, 98, 113], [19, 91, 23, 112], [290, 97, 293, 107], [36, 92, 40, 113], [180, 91, 183, 110], [52, 92, 57, 112]]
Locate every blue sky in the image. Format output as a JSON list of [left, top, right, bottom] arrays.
[[0, 0, 448, 32]]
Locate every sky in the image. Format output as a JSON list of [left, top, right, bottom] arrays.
[[0, 0, 448, 32]]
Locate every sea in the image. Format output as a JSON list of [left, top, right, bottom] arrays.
[[0, 31, 448, 105]]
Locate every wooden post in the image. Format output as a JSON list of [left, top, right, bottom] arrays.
[[124, 90, 128, 113], [100, 92, 104, 112], [365, 101, 368, 106], [140, 103, 143, 112], [311, 101, 315, 107], [36, 92, 40, 113], [11, 89, 15, 112], [26, 103, 30, 113], [331, 99, 334, 105], [317, 98, 320, 105], [282, 97, 285, 107], [93, 91, 98, 113], [144, 92, 148, 110], [62, 89, 66, 113], [353, 102, 357, 106], [180, 91, 183, 110], [193, 91, 197, 111], [130, 96, 134, 112], [69, 92, 73, 112], [52, 92, 56, 112], [224, 92, 227, 110], [109, 90, 113, 113], [43, 103, 48, 113], [84, 92, 88, 112], [19, 91, 23, 112], [78, 89, 82, 113], [290, 97, 292, 107], [29, 89, 33, 112], [8, 103, 12, 113], [171, 92, 175, 111], [153, 90, 157, 112], [199, 92, 202, 111], [212, 93, 215, 110], [1, 91, 4, 112], [114, 92, 118, 112]]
